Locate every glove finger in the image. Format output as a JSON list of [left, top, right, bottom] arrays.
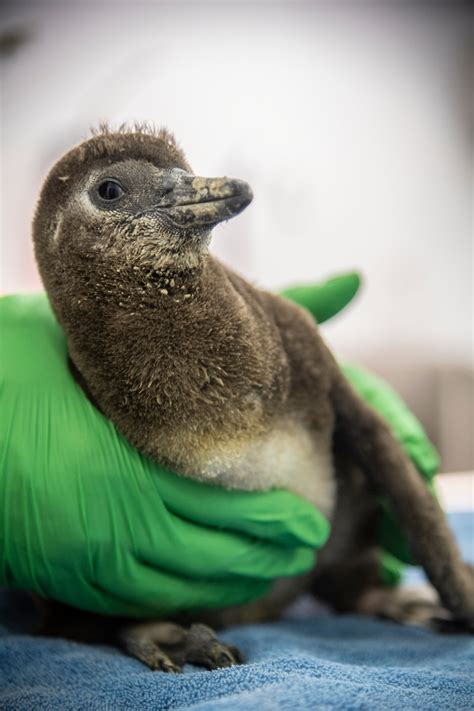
[[133, 502, 318, 580], [39, 564, 271, 619], [281, 272, 361, 324], [378, 549, 405, 587], [94, 552, 275, 618], [152, 463, 330, 549]]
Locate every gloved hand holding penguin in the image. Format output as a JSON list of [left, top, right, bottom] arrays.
[[1, 126, 472, 673]]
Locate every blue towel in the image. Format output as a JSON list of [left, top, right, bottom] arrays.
[[1, 512, 473, 710]]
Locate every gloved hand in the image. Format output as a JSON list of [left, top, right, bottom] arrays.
[[0, 274, 438, 618], [0, 294, 330, 618]]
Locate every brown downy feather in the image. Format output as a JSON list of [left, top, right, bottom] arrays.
[[32, 128, 473, 669]]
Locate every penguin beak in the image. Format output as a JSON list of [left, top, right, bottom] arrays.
[[154, 172, 253, 229]]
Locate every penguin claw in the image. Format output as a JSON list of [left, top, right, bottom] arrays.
[[145, 647, 183, 673], [200, 642, 243, 670]]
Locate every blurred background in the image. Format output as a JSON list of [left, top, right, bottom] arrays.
[[1, 1, 472, 472]]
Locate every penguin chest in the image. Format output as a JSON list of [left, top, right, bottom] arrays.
[[205, 420, 337, 520]]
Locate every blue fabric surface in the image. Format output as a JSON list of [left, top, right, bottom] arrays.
[[1, 512, 473, 710]]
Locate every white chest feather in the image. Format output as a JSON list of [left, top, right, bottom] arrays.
[[201, 420, 336, 519]]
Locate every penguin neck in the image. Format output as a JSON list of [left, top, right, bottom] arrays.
[[54, 249, 287, 457], [63, 248, 207, 310], [130, 262, 204, 302], [59, 251, 260, 421]]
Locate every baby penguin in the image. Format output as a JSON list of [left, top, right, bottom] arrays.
[[33, 126, 473, 671]]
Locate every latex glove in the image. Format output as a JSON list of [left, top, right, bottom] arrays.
[[280, 272, 361, 324], [0, 294, 330, 618]]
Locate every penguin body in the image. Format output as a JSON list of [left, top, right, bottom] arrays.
[[32, 127, 474, 670]]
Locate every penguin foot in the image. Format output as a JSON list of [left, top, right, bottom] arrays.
[[183, 623, 243, 670], [355, 585, 473, 632], [120, 621, 243, 672]]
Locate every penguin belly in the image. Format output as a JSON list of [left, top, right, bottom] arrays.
[[200, 420, 337, 520]]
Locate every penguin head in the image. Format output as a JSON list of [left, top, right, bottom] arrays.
[[33, 126, 253, 274]]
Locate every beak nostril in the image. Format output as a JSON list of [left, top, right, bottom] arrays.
[[157, 178, 176, 201]]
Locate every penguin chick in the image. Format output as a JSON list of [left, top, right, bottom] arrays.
[[33, 127, 474, 669], [34, 125, 336, 515]]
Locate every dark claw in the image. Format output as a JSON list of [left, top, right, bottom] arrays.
[[160, 660, 182, 673], [227, 645, 245, 664], [198, 643, 243, 670], [216, 650, 235, 667], [212, 644, 242, 668], [150, 653, 182, 673]]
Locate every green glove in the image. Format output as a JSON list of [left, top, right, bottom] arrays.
[[0, 294, 329, 618], [281, 272, 361, 324]]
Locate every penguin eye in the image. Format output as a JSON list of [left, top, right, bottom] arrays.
[[97, 180, 125, 201]]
